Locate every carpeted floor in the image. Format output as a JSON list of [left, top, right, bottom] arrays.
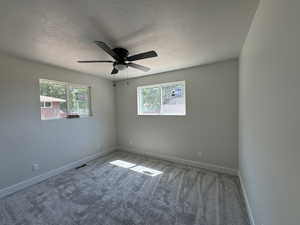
[[0, 151, 250, 225]]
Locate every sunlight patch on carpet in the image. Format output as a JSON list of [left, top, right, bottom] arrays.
[[110, 160, 163, 176], [130, 165, 163, 176], [109, 160, 136, 168]]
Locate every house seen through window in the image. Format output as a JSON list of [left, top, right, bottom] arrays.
[[39, 79, 91, 120]]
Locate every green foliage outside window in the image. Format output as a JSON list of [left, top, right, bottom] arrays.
[[141, 87, 161, 113], [68, 87, 90, 115]]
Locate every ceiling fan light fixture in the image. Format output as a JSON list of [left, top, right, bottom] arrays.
[[114, 63, 127, 71]]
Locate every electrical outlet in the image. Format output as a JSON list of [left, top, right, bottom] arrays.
[[129, 140, 133, 145], [197, 152, 203, 158], [32, 163, 40, 172]]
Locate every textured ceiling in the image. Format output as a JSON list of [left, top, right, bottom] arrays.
[[0, 0, 258, 80]]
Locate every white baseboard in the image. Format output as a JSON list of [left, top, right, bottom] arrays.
[[0, 146, 117, 199], [117, 146, 238, 176], [238, 172, 256, 225]]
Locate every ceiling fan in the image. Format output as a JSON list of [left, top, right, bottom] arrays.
[[78, 41, 158, 75]]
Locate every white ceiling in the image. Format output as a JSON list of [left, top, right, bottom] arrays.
[[0, 0, 258, 80]]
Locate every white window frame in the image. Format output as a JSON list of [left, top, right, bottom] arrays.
[[137, 80, 186, 116], [39, 79, 92, 120]]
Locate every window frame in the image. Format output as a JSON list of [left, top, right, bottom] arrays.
[[137, 80, 186, 116], [39, 79, 92, 120]]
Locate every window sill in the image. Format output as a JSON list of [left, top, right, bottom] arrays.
[[137, 113, 186, 117], [41, 115, 92, 121]]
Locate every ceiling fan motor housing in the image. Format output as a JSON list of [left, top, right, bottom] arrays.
[[113, 48, 129, 61], [113, 47, 129, 71]]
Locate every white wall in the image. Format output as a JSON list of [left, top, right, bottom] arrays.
[[239, 0, 300, 224], [116, 59, 239, 170], [0, 52, 116, 190]]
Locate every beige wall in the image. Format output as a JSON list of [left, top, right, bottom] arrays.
[[116, 59, 239, 170], [239, 0, 300, 224], [0, 52, 116, 190]]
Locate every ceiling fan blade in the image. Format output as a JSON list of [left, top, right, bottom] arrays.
[[127, 63, 150, 72], [77, 60, 113, 63], [111, 68, 118, 74], [94, 41, 120, 60], [127, 50, 158, 61]]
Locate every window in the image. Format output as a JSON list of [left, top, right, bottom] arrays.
[[40, 102, 52, 108], [68, 85, 91, 116], [137, 81, 186, 115], [39, 79, 91, 120]]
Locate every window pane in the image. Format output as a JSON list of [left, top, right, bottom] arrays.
[[68, 86, 90, 116], [45, 102, 52, 108], [140, 87, 161, 114], [162, 83, 185, 115], [40, 80, 67, 120]]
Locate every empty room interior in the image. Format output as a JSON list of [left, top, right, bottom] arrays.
[[0, 0, 299, 225]]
